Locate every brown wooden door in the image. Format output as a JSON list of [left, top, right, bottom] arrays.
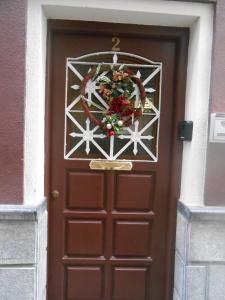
[[46, 20, 188, 300]]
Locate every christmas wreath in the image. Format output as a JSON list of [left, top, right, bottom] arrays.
[[80, 65, 146, 136]]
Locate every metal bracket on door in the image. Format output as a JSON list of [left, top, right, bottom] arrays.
[[89, 160, 133, 171]]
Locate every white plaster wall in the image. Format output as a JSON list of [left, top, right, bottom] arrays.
[[25, 0, 214, 206], [25, 0, 47, 205], [181, 11, 213, 205]]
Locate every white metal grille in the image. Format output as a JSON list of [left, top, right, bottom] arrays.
[[64, 52, 162, 162]]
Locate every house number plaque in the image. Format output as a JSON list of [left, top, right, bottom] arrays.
[[112, 36, 120, 51]]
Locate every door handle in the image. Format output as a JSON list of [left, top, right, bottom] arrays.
[[51, 190, 60, 198]]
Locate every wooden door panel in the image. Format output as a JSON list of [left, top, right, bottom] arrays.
[[67, 172, 105, 210], [115, 173, 155, 211], [113, 221, 151, 257], [47, 20, 188, 300], [66, 266, 104, 300], [112, 267, 149, 300], [66, 220, 104, 256]]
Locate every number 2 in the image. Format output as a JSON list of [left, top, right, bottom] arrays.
[[112, 37, 120, 51]]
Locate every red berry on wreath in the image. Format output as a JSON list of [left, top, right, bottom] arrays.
[[121, 100, 130, 106], [109, 131, 115, 136]]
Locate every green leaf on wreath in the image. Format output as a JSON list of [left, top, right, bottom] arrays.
[[98, 75, 111, 84]]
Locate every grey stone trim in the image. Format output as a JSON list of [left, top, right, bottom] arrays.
[[0, 199, 47, 300], [0, 220, 36, 265], [0, 267, 35, 300], [173, 288, 181, 300], [178, 200, 225, 221], [208, 264, 225, 299], [174, 202, 225, 299], [186, 265, 207, 300], [168, 0, 216, 3], [0, 198, 47, 220]]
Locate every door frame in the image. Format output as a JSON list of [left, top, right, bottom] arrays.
[[45, 20, 189, 300], [24, 1, 214, 205]]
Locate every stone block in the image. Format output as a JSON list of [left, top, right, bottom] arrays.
[[173, 288, 181, 300], [37, 211, 47, 300], [176, 211, 188, 260], [174, 253, 185, 298], [188, 221, 225, 262], [0, 267, 35, 300], [0, 220, 36, 264], [176, 202, 225, 300], [186, 265, 206, 300], [208, 264, 225, 300]]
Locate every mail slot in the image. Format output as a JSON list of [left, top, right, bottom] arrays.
[[89, 160, 133, 170]]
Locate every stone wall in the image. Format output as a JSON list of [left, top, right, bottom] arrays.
[[0, 200, 47, 300], [174, 202, 225, 300]]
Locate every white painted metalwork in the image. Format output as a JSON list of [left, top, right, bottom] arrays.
[[68, 51, 160, 65], [64, 52, 162, 162]]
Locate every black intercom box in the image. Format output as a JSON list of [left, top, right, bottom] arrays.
[[178, 121, 193, 141]]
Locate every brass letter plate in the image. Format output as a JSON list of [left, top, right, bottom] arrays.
[[89, 160, 133, 171]]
